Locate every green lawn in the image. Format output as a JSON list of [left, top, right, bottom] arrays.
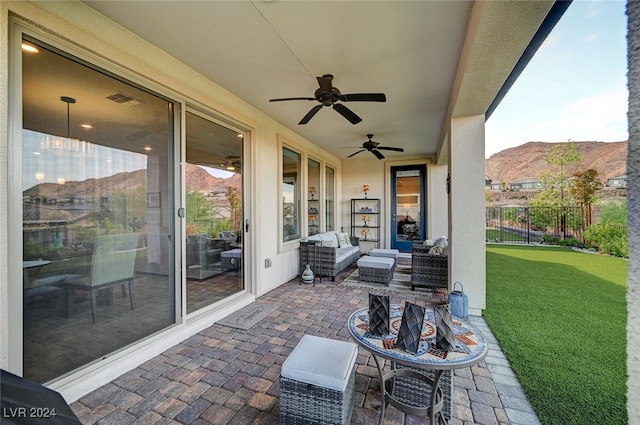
[[485, 245, 627, 425]]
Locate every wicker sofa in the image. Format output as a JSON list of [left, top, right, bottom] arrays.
[[301, 231, 360, 281], [411, 238, 448, 290]]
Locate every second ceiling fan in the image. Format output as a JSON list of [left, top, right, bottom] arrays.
[[347, 134, 404, 160], [269, 74, 386, 125]]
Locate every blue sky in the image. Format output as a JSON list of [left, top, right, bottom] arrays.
[[485, 0, 628, 158]]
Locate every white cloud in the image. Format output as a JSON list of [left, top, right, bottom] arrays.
[[584, 33, 600, 43], [533, 88, 628, 141]]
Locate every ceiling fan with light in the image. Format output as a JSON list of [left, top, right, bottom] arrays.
[[221, 154, 240, 171], [346, 134, 404, 160], [269, 74, 386, 125]]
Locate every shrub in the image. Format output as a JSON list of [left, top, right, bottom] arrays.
[[583, 223, 628, 258], [541, 235, 584, 248]]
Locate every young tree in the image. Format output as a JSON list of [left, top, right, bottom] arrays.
[[532, 140, 582, 208], [570, 168, 602, 228], [531, 141, 582, 236], [186, 188, 219, 234]]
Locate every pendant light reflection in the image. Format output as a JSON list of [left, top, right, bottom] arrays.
[[41, 96, 92, 157]]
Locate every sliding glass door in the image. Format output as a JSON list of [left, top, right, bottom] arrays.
[[21, 36, 177, 382], [185, 112, 244, 314]]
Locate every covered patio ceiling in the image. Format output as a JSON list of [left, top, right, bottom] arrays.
[[80, 0, 563, 164]]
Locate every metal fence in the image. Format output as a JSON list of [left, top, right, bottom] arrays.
[[486, 206, 584, 244]]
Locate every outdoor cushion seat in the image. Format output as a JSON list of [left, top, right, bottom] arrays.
[[301, 231, 360, 281], [357, 255, 395, 284], [369, 248, 400, 266], [335, 247, 356, 264], [280, 335, 357, 425], [411, 239, 448, 290]]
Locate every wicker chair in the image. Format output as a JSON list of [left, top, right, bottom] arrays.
[[410, 242, 448, 290]]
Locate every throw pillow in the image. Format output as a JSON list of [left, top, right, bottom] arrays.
[[337, 232, 352, 248], [428, 245, 443, 255], [435, 236, 448, 250], [322, 239, 338, 248]]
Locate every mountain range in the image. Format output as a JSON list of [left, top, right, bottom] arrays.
[[185, 164, 241, 192], [485, 141, 627, 185]]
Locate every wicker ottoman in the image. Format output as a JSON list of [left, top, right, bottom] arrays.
[[369, 248, 400, 265], [357, 255, 396, 284], [280, 335, 358, 425]]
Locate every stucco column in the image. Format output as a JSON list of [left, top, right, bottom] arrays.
[[449, 115, 486, 314], [626, 1, 640, 421]]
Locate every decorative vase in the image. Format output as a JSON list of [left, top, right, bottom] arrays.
[[434, 302, 456, 351], [368, 294, 390, 336], [396, 301, 426, 354], [364, 192, 368, 199], [301, 264, 314, 284]]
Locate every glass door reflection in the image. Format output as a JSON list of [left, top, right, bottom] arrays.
[[185, 112, 244, 314]]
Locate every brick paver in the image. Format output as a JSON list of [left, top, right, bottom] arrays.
[[71, 269, 534, 424]]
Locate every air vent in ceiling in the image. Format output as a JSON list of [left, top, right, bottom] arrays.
[[106, 92, 141, 106]]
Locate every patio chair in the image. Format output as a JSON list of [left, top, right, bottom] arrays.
[[66, 233, 140, 323], [410, 240, 448, 290]]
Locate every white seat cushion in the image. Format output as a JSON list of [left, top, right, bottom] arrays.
[[221, 248, 242, 258], [369, 248, 400, 259], [357, 255, 394, 269], [281, 335, 358, 392]]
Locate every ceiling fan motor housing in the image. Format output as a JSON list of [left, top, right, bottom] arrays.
[[315, 87, 341, 106]]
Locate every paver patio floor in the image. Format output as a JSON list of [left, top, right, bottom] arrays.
[[71, 267, 515, 425]]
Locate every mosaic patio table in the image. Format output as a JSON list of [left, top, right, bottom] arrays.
[[348, 304, 488, 425]]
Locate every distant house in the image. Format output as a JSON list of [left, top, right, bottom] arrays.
[[485, 175, 492, 189], [509, 179, 543, 191], [491, 182, 503, 191], [607, 175, 627, 188]]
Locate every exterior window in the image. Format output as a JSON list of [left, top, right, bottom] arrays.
[[325, 166, 335, 231], [21, 37, 177, 383], [185, 112, 244, 313], [308, 159, 321, 236], [282, 147, 301, 241]]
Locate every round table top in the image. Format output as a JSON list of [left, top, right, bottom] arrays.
[[348, 304, 488, 370]]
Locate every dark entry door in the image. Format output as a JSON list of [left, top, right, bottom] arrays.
[[391, 165, 426, 252]]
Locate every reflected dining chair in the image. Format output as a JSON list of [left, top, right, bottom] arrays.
[[67, 233, 140, 323]]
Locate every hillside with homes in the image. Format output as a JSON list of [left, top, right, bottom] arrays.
[[485, 141, 627, 206], [485, 141, 627, 187]]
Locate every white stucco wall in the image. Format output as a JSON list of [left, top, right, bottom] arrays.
[[449, 115, 486, 313], [340, 158, 443, 251], [427, 164, 449, 239], [340, 158, 387, 248], [627, 1, 639, 422]]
